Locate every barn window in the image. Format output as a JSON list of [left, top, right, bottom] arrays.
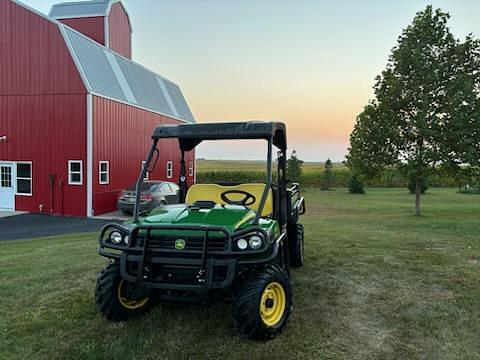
[[142, 161, 149, 180], [1, 166, 12, 188], [166, 161, 173, 179], [16, 162, 32, 195], [99, 161, 109, 185], [68, 160, 83, 185], [189, 161, 194, 176]]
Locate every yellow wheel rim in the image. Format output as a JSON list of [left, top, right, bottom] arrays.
[[259, 281, 286, 327], [117, 280, 149, 310]]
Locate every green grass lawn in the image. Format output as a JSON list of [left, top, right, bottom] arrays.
[[1, 188, 479, 359]]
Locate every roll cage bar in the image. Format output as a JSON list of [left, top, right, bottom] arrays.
[[134, 121, 288, 226]]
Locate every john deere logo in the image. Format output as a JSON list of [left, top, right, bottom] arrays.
[[175, 239, 186, 250]]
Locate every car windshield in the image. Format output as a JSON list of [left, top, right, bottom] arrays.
[[126, 182, 160, 191]]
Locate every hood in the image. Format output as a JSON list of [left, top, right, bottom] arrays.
[[141, 204, 256, 232]]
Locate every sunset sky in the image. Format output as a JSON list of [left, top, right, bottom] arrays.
[[30, 0, 480, 161]]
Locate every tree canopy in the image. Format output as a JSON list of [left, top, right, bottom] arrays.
[[347, 5, 480, 215]]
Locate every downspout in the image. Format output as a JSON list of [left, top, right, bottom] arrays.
[[59, 179, 64, 216], [49, 174, 56, 215], [254, 138, 273, 225]]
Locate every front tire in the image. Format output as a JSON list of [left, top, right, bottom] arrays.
[[233, 264, 292, 340], [95, 262, 152, 321]]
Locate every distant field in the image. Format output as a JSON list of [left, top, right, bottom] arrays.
[[196, 159, 346, 173]]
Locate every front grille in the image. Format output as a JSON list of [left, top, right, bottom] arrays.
[[136, 234, 228, 251]]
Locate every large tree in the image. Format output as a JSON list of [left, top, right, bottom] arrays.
[[347, 6, 480, 216]]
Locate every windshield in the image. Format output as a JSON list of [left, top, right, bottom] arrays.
[[133, 135, 278, 224]]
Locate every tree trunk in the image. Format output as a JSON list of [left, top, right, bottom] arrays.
[[414, 178, 421, 216]]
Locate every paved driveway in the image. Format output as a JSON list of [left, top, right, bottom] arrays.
[[0, 214, 119, 241]]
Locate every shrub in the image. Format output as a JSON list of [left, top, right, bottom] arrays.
[[287, 150, 303, 183], [320, 159, 335, 190], [348, 175, 365, 194], [459, 183, 480, 194]]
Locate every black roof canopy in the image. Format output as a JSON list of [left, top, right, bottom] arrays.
[[152, 121, 287, 151]]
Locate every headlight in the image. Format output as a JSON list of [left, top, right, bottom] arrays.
[[110, 231, 123, 245], [124, 235, 129, 245], [248, 235, 263, 250], [236, 238, 248, 250]]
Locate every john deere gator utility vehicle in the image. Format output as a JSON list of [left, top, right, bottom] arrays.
[[95, 121, 306, 339]]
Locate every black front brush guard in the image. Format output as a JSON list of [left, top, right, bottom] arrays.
[[98, 223, 282, 292]]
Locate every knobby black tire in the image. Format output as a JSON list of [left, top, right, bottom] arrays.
[[95, 262, 152, 321], [232, 264, 293, 340], [289, 223, 304, 267]]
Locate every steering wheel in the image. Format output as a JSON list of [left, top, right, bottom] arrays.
[[221, 190, 256, 206]]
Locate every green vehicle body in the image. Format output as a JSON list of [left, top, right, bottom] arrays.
[[142, 205, 279, 235], [98, 202, 286, 293]]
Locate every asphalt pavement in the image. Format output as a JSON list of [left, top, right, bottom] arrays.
[[0, 214, 119, 241]]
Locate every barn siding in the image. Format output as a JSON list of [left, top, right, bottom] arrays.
[[0, 0, 87, 217], [0, 0, 85, 95], [0, 95, 87, 217], [59, 16, 105, 46], [92, 96, 195, 215], [108, 2, 131, 59]]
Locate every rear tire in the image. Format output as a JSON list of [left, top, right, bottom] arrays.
[[289, 223, 304, 267], [233, 264, 292, 340], [95, 262, 152, 321]]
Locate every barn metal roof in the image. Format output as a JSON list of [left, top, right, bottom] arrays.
[[49, 0, 132, 33], [49, 0, 112, 19], [60, 25, 195, 123]]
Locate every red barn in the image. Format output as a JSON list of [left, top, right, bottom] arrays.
[[0, 0, 196, 217]]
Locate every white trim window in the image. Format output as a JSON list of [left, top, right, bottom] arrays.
[[166, 161, 173, 179], [189, 161, 194, 176], [0, 164, 13, 189], [99, 161, 109, 184], [68, 160, 83, 185], [142, 161, 149, 180], [16, 162, 32, 196]]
